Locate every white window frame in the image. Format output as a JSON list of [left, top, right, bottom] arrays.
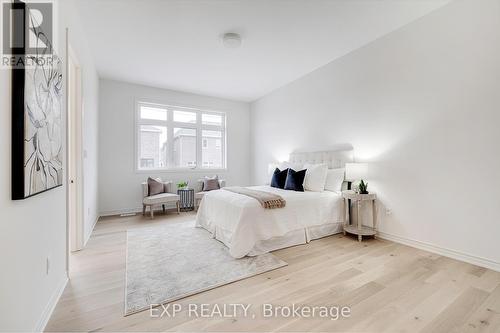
[[135, 101, 227, 172]]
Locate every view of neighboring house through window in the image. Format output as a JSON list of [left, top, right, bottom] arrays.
[[137, 102, 226, 170], [202, 130, 223, 168], [140, 158, 155, 168], [173, 127, 197, 168], [138, 105, 168, 170]]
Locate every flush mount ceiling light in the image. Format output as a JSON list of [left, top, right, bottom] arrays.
[[222, 32, 242, 49]]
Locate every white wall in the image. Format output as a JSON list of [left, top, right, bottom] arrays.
[[251, 0, 500, 269], [0, 0, 99, 330], [63, 1, 100, 244], [99, 79, 250, 215]]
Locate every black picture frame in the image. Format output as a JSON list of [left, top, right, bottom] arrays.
[[11, 1, 63, 200], [11, 1, 27, 200]]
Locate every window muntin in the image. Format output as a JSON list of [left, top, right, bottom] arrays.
[[136, 102, 226, 171]]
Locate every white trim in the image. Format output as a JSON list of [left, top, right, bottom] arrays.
[[134, 97, 232, 115], [134, 168, 228, 174], [64, 27, 69, 278], [100, 206, 179, 217], [66, 41, 85, 253], [378, 231, 500, 272], [100, 207, 143, 217], [34, 274, 68, 332]]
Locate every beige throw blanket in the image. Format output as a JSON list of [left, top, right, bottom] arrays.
[[223, 187, 286, 209]]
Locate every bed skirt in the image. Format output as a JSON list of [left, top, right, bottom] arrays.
[[206, 222, 343, 257]]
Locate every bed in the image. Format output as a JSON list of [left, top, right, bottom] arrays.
[[195, 149, 353, 258]]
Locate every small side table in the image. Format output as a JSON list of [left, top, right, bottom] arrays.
[[177, 188, 195, 211], [342, 190, 377, 242]]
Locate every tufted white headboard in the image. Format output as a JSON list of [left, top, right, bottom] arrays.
[[289, 149, 354, 169]]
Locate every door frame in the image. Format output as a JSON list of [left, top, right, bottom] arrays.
[[65, 28, 85, 273]]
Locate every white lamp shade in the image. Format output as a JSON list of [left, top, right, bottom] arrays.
[[345, 163, 368, 181]]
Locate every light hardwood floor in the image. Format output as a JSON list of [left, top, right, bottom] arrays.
[[46, 212, 500, 332]]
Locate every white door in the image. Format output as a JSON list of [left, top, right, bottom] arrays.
[[67, 43, 84, 254]]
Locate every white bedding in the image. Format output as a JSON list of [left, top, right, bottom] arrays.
[[195, 186, 344, 258]]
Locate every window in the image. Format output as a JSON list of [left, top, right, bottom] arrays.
[[173, 110, 197, 124], [202, 113, 223, 126], [136, 102, 226, 171], [138, 124, 167, 169], [140, 158, 155, 168], [173, 127, 197, 168], [141, 106, 167, 121], [202, 130, 223, 169]]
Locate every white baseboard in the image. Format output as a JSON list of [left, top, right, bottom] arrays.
[[100, 205, 181, 217], [378, 231, 500, 272], [34, 274, 68, 332], [99, 207, 143, 217]]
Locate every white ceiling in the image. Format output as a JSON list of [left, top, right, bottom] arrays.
[[75, 0, 450, 102]]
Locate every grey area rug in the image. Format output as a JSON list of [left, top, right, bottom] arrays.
[[125, 222, 288, 315]]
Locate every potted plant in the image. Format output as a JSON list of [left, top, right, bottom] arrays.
[[177, 181, 188, 190], [358, 180, 369, 194]]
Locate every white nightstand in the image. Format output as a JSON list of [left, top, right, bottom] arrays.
[[342, 190, 377, 242]]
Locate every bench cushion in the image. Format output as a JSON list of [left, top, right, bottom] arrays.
[[143, 193, 180, 205]]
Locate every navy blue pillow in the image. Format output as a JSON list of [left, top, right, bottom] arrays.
[[284, 168, 307, 191], [271, 168, 288, 189]]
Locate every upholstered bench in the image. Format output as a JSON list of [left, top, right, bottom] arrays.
[[142, 181, 180, 219]]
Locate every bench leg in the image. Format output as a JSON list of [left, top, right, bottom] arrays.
[[142, 205, 146, 216], [176, 201, 180, 214], [162, 204, 166, 214], [150, 206, 154, 219]]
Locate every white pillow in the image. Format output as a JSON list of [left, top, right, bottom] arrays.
[[325, 168, 345, 192], [303, 163, 328, 192]]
